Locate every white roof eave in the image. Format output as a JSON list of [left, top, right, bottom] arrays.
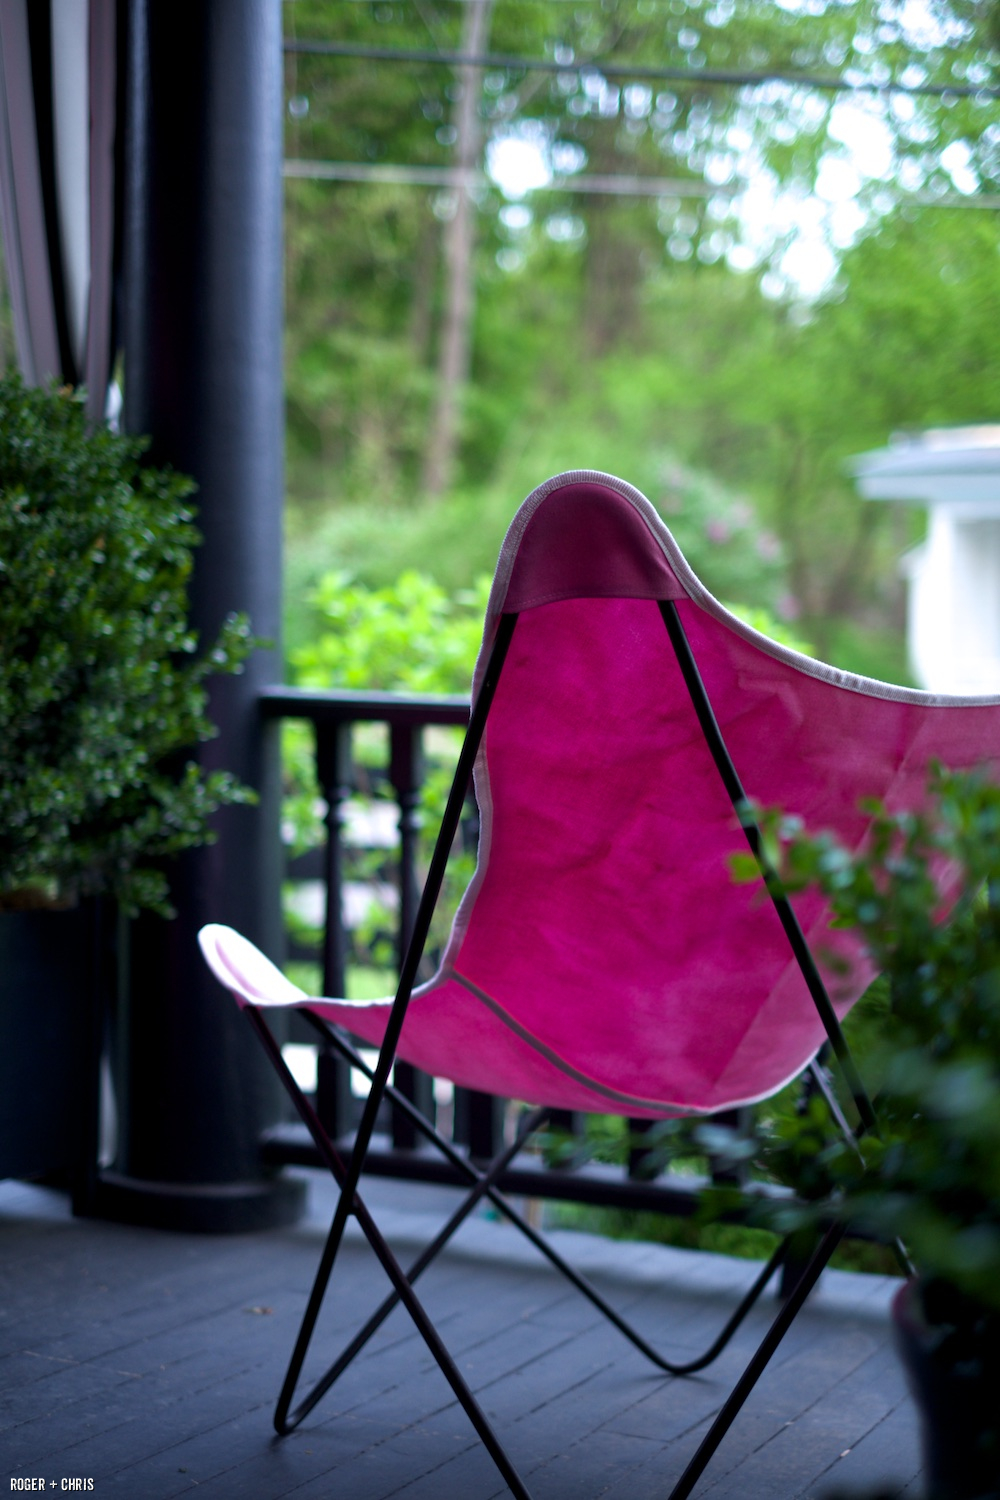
[[850, 431, 1000, 509]]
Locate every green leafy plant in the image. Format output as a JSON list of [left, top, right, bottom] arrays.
[[283, 570, 489, 984], [283, 566, 488, 849], [731, 765, 1000, 1323], [0, 376, 255, 916], [558, 767, 1000, 1294], [292, 568, 490, 695]]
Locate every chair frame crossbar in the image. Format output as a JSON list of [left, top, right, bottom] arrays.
[[245, 602, 878, 1500]]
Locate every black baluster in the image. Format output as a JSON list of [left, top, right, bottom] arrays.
[[546, 1109, 581, 1170], [707, 1106, 753, 1188], [628, 1117, 661, 1181], [315, 721, 354, 1137], [389, 724, 435, 1147], [462, 1091, 506, 1164]]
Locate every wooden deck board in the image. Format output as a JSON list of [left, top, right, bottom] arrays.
[[1, 1173, 921, 1498]]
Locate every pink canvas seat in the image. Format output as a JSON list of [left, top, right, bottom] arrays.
[[200, 471, 1000, 1500]]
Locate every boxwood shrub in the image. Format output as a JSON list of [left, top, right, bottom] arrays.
[[0, 376, 254, 915]]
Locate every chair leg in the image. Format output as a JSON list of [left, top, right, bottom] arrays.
[[278, 1104, 548, 1431], [326, 1024, 790, 1377], [254, 1008, 842, 1499], [247, 1008, 538, 1496], [666, 1218, 847, 1500], [343, 1182, 538, 1499], [345, 1044, 831, 1500]]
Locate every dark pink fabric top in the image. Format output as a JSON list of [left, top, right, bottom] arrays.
[[200, 473, 1000, 1118]]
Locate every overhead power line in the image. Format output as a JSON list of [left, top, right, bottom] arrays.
[[283, 38, 1000, 101], [282, 159, 731, 198], [282, 159, 1000, 209]]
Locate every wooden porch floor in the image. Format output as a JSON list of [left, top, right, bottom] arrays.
[[1, 1171, 921, 1500]]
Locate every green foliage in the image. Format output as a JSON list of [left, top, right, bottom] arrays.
[[283, 0, 1000, 679], [541, 1098, 900, 1274], [742, 766, 1000, 1315], [284, 566, 485, 850], [292, 569, 491, 693], [285, 198, 1000, 672], [594, 769, 1000, 1293], [283, 449, 790, 660], [724, 603, 814, 657], [549, 1201, 784, 1265], [0, 377, 255, 916], [283, 0, 999, 496], [283, 570, 487, 977]]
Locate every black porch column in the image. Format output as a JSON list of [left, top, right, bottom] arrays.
[[97, 0, 303, 1230]]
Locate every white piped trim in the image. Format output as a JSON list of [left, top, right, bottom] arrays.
[[481, 470, 1000, 708]]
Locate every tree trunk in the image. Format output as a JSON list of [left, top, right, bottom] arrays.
[[421, 0, 492, 500]]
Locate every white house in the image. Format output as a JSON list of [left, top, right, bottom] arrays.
[[851, 426, 1000, 694]]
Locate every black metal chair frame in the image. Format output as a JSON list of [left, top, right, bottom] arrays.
[[246, 602, 879, 1500]]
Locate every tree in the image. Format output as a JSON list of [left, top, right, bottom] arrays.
[[280, 0, 999, 685], [422, 0, 494, 497], [630, 202, 1000, 655]]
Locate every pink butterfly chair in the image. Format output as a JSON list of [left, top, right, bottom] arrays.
[[200, 471, 1000, 1500]]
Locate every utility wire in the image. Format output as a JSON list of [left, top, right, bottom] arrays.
[[283, 159, 1000, 209], [283, 160, 731, 197], [283, 38, 1000, 102]]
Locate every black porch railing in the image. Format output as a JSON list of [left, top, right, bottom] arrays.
[[257, 684, 785, 1226]]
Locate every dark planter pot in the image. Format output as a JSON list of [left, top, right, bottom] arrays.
[[0, 902, 105, 1207], [892, 1279, 1000, 1500]]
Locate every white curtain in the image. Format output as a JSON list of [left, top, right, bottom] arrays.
[[0, 0, 118, 420]]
